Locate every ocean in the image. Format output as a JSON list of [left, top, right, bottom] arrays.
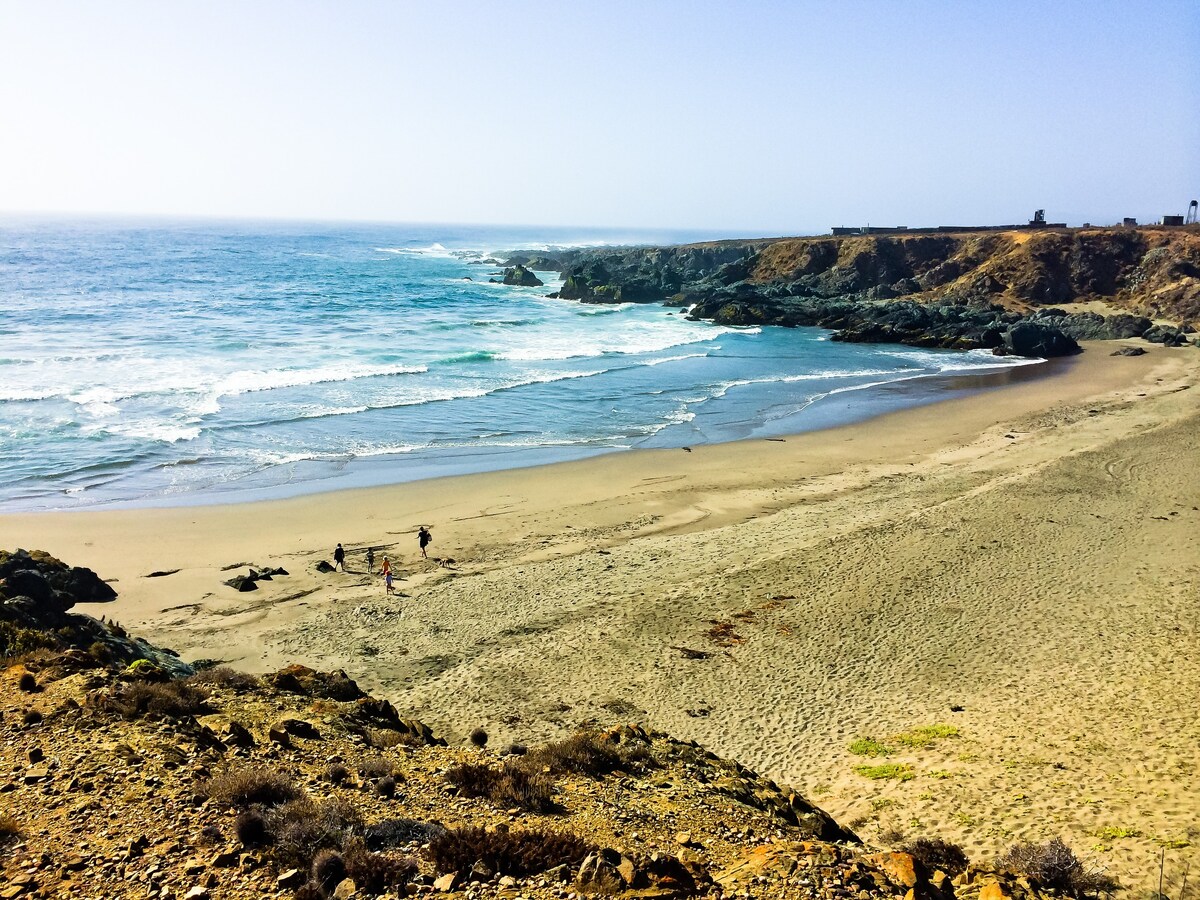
[[0, 217, 1043, 511]]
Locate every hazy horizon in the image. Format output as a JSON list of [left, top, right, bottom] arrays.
[[2, 0, 1197, 233]]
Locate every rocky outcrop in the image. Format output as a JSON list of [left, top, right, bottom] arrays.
[[0, 548, 190, 676], [501, 264, 544, 287], [526, 228, 1200, 357]]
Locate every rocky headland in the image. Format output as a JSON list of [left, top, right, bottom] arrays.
[[1, 550, 1123, 900], [508, 227, 1200, 357]]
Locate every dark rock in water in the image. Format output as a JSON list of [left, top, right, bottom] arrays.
[[501, 264, 543, 287], [1002, 321, 1080, 357], [315, 560, 336, 573], [1111, 346, 1147, 356]]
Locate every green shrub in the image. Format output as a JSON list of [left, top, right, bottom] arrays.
[[848, 737, 890, 757], [892, 725, 960, 748], [0, 622, 57, 661]]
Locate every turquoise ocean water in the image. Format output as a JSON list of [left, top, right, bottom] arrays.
[[0, 218, 1042, 511]]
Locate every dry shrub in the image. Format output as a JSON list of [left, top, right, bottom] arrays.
[[363, 818, 446, 851], [342, 836, 418, 893], [203, 766, 302, 809], [469, 727, 488, 748], [17, 672, 37, 692], [375, 776, 397, 798], [110, 680, 209, 720], [266, 797, 362, 869], [312, 848, 347, 892], [901, 837, 969, 877], [0, 814, 19, 842], [364, 728, 422, 750], [524, 730, 652, 778], [235, 809, 269, 846], [21, 710, 42, 726], [445, 762, 556, 813], [995, 838, 1119, 897], [358, 756, 399, 779], [428, 826, 593, 878], [323, 763, 351, 785], [186, 666, 260, 693]]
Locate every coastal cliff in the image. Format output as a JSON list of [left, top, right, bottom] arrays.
[[518, 227, 1200, 356]]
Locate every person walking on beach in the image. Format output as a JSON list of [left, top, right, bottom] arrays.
[[417, 526, 432, 559], [366, 547, 375, 574], [333, 543, 346, 572], [384, 569, 394, 595], [380, 556, 391, 579]]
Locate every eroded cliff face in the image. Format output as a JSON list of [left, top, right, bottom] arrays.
[[745, 229, 1200, 320], [526, 227, 1200, 356]]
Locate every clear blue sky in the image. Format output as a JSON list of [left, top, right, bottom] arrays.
[[1, 0, 1196, 234]]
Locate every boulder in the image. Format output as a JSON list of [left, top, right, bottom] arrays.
[[1002, 321, 1080, 357], [0, 549, 117, 612], [1142, 324, 1188, 346], [1111, 346, 1147, 357]]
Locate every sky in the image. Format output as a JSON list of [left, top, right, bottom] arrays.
[[1, 0, 1197, 235]]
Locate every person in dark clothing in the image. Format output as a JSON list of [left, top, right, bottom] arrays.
[[333, 543, 346, 571], [366, 547, 375, 574], [417, 526, 431, 559]]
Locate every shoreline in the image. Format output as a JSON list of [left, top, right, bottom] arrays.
[[1, 341, 1197, 890], [5, 346, 1052, 514]]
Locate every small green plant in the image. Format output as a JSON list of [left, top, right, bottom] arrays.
[[1094, 826, 1140, 840], [853, 763, 914, 782], [849, 737, 891, 757], [871, 797, 897, 811], [1152, 837, 1190, 849], [926, 770, 956, 779], [892, 724, 960, 748]]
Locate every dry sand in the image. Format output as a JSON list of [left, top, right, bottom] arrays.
[[3, 341, 1198, 891]]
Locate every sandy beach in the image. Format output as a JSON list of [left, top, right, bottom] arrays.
[[3, 340, 1198, 891]]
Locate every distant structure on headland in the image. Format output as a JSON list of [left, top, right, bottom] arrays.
[[832, 203, 1199, 236], [830, 209, 1066, 237]]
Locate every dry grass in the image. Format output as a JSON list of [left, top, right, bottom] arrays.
[[446, 762, 557, 813], [523, 730, 653, 778], [108, 680, 209, 720], [186, 666, 260, 693], [428, 826, 593, 878]]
